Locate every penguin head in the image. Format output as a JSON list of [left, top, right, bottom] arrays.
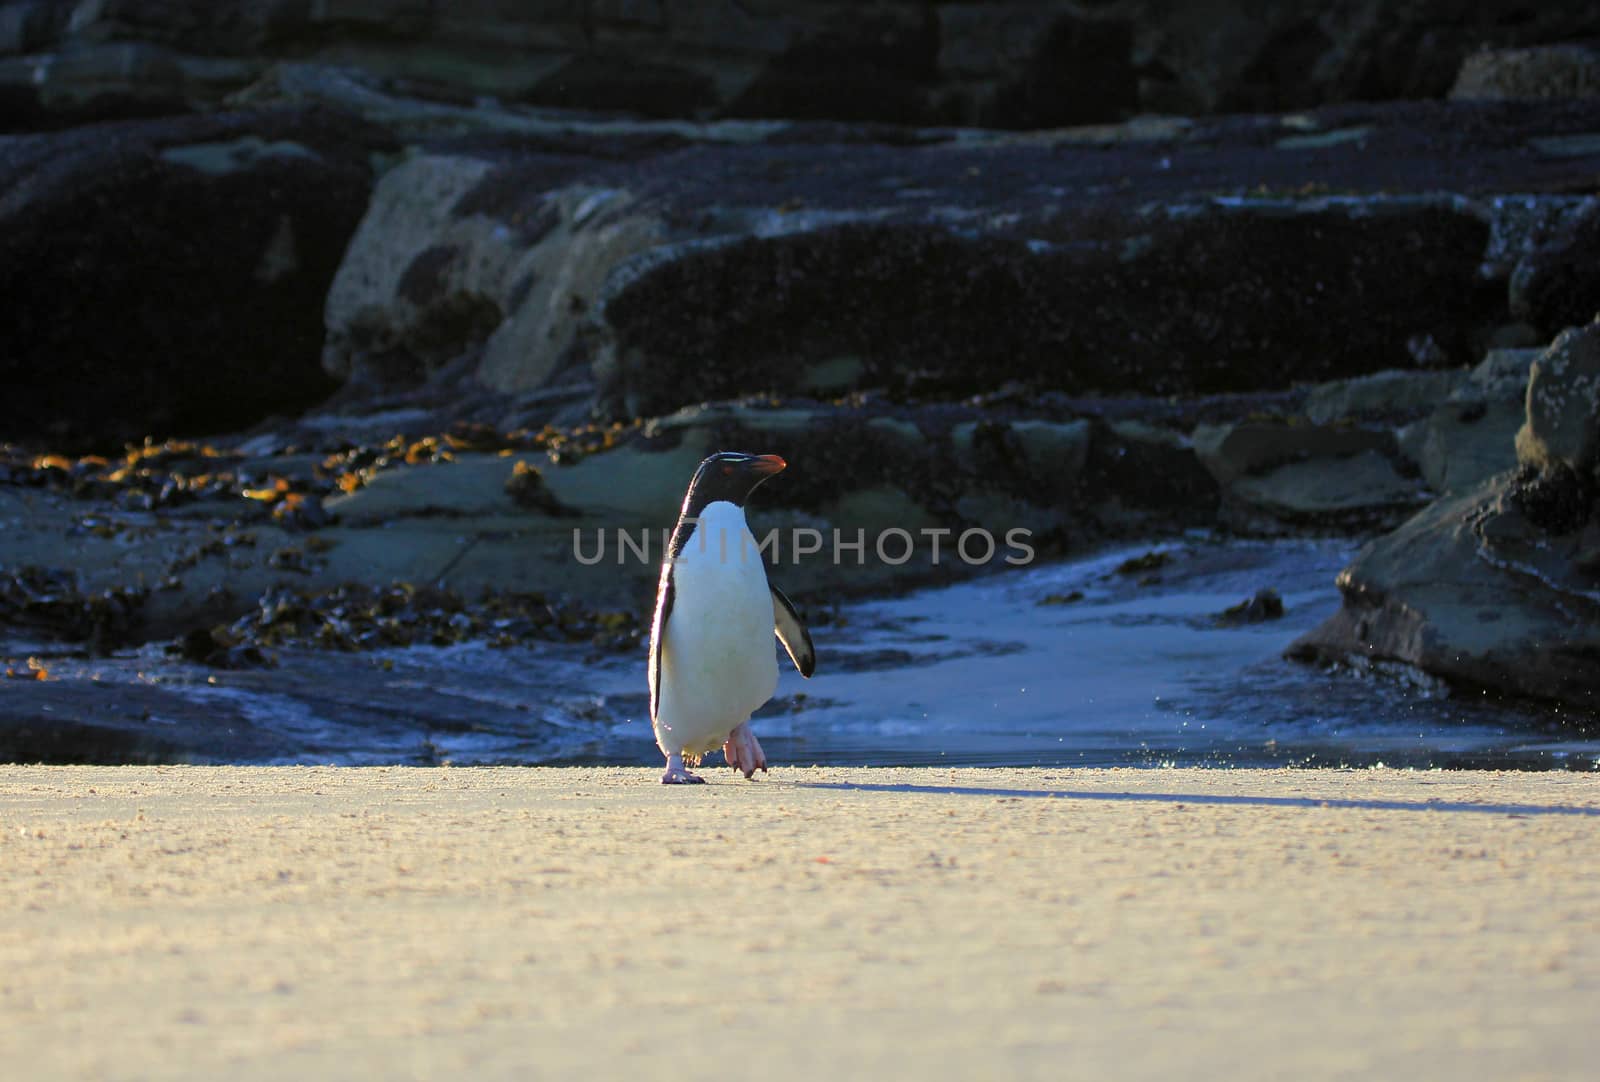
[[682, 451, 786, 515]]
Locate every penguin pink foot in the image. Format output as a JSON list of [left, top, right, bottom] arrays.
[[661, 751, 705, 785], [722, 721, 767, 779]]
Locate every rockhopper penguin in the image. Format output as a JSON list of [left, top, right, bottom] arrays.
[[649, 452, 816, 784]]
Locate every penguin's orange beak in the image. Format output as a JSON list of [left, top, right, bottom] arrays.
[[750, 454, 786, 475]]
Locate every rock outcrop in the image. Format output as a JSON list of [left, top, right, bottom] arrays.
[[1411, 347, 1539, 495], [317, 97, 1600, 427], [1450, 45, 1600, 101], [321, 152, 667, 397], [1517, 320, 1600, 475], [1191, 421, 1424, 529], [7, 36, 1600, 450], [5, 318, 1595, 726], [1291, 323, 1600, 712], [0, 106, 388, 447], [6, 2, 1600, 131], [1510, 197, 1600, 339], [594, 204, 1488, 418]]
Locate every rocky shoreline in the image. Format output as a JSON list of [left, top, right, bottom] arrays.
[[4, 6, 1600, 753], [5, 323, 1597, 717]]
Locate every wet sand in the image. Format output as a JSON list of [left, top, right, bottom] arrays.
[[2, 765, 1597, 1081]]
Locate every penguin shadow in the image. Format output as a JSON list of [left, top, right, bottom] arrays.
[[795, 781, 1600, 819]]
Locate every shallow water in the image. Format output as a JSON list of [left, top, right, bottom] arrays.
[[546, 536, 1600, 772], [5, 537, 1597, 769]]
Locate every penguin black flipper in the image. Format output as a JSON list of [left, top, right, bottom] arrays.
[[770, 584, 815, 678], [648, 566, 675, 723]]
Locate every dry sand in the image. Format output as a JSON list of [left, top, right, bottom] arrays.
[[2, 765, 1597, 1081]]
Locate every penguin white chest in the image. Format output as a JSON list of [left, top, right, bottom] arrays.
[[653, 501, 779, 757]]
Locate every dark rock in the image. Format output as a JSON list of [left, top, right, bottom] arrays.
[[1115, 551, 1171, 577], [1289, 473, 1600, 714], [1226, 451, 1425, 529], [173, 624, 268, 668], [0, 107, 389, 449], [1576, 520, 1600, 577], [1510, 197, 1600, 337], [1303, 368, 1467, 426], [177, 625, 223, 663], [1292, 318, 1600, 709], [1192, 422, 1394, 487], [1487, 322, 1544, 349], [1516, 320, 1600, 474], [1412, 347, 1539, 495], [1189, 420, 1424, 528], [1451, 45, 1600, 101], [1508, 464, 1597, 535], [599, 206, 1491, 417], [527, 55, 720, 120], [1084, 420, 1218, 523], [1217, 588, 1286, 625], [724, 6, 941, 125], [8, 3, 1600, 130], [0, 565, 147, 650], [504, 460, 577, 517]]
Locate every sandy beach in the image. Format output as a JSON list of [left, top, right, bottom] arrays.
[[2, 765, 1597, 1081]]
